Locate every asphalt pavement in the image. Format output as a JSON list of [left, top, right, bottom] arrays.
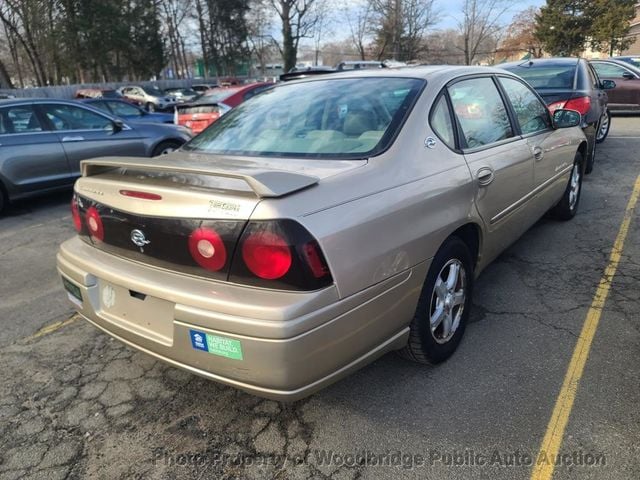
[[0, 118, 638, 480]]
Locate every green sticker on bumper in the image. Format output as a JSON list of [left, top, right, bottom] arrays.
[[207, 334, 243, 360]]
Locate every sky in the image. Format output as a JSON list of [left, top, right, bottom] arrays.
[[434, 0, 547, 29]]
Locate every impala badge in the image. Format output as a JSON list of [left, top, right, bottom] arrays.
[[131, 229, 150, 249]]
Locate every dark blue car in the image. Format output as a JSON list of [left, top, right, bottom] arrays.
[[81, 99, 174, 124]]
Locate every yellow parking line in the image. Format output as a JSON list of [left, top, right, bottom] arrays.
[[531, 174, 640, 480], [25, 315, 79, 341]]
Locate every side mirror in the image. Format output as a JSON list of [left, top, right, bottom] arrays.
[[622, 71, 635, 80], [601, 79, 616, 90], [553, 109, 581, 129], [111, 119, 124, 133]]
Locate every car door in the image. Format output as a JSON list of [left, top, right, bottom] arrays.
[[447, 76, 535, 257], [592, 61, 640, 109], [0, 103, 71, 196], [37, 102, 147, 177], [498, 76, 576, 214]]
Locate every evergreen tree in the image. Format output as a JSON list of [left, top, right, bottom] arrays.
[[535, 0, 590, 56], [588, 0, 636, 56]]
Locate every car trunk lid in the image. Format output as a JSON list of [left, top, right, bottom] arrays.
[[73, 153, 365, 280]]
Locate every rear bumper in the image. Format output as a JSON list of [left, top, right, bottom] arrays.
[[57, 237, 425, 400]]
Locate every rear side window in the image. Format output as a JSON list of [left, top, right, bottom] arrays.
[[430, 96, 456, 149], [448, 77, 514, 149], [499, 77, 551, 135], [503, 65, 576, 89], [0, 105, 43, 134]]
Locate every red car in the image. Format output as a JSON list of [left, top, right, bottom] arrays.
[[176, 83, 273, 134]]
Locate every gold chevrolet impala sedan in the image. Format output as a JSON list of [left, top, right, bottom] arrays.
[[57, 66, 588, 400]]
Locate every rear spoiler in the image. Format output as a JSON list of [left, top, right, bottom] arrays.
[[80, 157, 319, 198]]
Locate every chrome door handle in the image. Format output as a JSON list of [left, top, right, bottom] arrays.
[[61, 136, 84, 142], [477, 167, 495, 186], [533, 147, 544, 161]]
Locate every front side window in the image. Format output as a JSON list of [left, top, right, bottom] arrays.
[[41, 104, 113, 131], [499, 77, 551, 135], [592, 62, 634, 79], [184, 77, 424, 159], [0, 105, 43, 134], [448, 77, 514, 148]]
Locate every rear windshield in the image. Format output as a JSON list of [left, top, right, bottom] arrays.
[[183, 77, 424, 159], [502, 64, 577, 89]]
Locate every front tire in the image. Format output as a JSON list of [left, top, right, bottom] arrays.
[[596, 109, 611, 144], [400, 236, 474, 365], [146, 102, 156, 113], [551, 152, 583, 221]]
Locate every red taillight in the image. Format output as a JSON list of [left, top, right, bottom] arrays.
[[242, 231, 292, 280], [548, 97, 590, 116], [188, 228, 227, 271], [85, 206, 104, 241], [564, 96, 591, 116], [119, 190, 162, 201], [71, 197, 82, 232]]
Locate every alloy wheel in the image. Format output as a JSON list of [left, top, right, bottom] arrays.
[[569, 163, 581, 210], [430, 259, 466, 344], [597, 111, 610, 142]]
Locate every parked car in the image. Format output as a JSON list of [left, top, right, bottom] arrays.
[[590, 59, 640, 112], [280, 66, 336, 82], [612, 56, 640, 69], [0, 99, 191, 212], [75, 88, 125, 100], [499, 57, 615, 173], [81, 98, 174, 124], [58, 67, 587, 400], [118, 85, 176, 112], [164, 87, 199, 103], [192, 83, 218, 94], [336, 60, 385, 71], [176, 82, 273, 134]]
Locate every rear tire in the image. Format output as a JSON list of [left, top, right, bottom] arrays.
[[585, 135, 596, 174], [399, 236, 474, 365], [146, 102, 156, 113], [551, 152, 583, 221], [152, 140, 182, 157], [596, 109, 611, 144]]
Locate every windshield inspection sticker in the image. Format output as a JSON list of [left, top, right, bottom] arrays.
[[189, 329, 244, 360]]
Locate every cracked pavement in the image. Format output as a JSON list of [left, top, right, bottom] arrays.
[[0, 118, 639, 479]]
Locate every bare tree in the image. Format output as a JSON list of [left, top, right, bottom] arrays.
[[269, 0, 318, 72], [370, 0, 438, 61], [343, 0, 372, 60], [160, 0, 192, 79], [312, 0, 332, 65], [456, 0, 508, 65], [247, 0, 277, 76]]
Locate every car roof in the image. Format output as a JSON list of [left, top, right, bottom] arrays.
[[500, 58, 581, 69], [282, 65, 514, 85]]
